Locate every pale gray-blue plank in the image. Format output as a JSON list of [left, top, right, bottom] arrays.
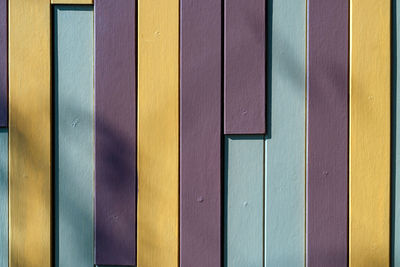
[[0, 130, 7, 267], [54, 6, 94, 267], [265, 0, 306, 266], [225, 136, 264, 267]]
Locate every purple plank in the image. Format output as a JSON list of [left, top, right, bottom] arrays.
[[307, 1, 348, 266], [224, 0, 265, 134], [180, 0, 221, 266], [0, 0, 7, 127], [94, 0, 136, 265]]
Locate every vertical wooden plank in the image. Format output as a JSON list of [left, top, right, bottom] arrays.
[[95, 1, 136, 265], [225, 136, 263, 267], [138, 0, 179, 265], [349, 0, 390, 266], [307, 1, 349, 266], [224, 0, 265, 134], [180, 0, 221, 266], [54, 6, 94, 267], [0, 130, 7, 267], [9, 0, 51, 266], [0, 0, 6, 127], [264, 0, 306, 266]]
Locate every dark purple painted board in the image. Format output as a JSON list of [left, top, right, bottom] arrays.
[[307, 1, 348, 266], [0, 0, 7, 127], [94, 0, 136, 265], [180, 0, 221, 266], [224, 0, 265, 134]]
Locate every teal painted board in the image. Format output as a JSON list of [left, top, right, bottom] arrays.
[[54, 6, 94, 267], [0, 130, 7, 267], [393, 0, 400, 265], [265, 0, 306, 266], [224, 136, 264, 267]]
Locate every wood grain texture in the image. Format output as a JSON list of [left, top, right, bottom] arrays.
[[9, 0, 51, 266], [0, 130, 7, 267], [51, 0, 93, 4], [138, 0, 179, 266], [264, 0, 306, 266], [54, 6, 94, 267], [225, 136, 264, 267], [349, 0, 391, 266], [180, 1, 221, 266], [95, 1, 136, 265], [307, 1, 349, 266], [224, 0, 265, 134], [0, 0, 6, 127]]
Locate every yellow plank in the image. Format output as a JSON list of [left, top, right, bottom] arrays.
[[51, 0, 93, 4], [349, 0, 390, 266], [137, 0, 179, 266], [8, 0, 51, 267]]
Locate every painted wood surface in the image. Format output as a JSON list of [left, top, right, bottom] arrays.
[[225, 136, 263, 267], [51, 0, 93, 4], [0, 130, 7, 267], [138, 0, 179, 266], [349, 0, 391, 266], [95, 1, 136, 265], [264, 0, 306, 266], [0, 0, 6, 127], [180, 1, 221, 266], [54, 6, 94, 267], [307, 1, 348, 266], [9, 0, 51, 266], [224, 0, 265, 134], [394, 1, 400, 265]]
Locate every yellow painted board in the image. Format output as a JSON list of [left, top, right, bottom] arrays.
[[349, 0, 391, 266], [137, 0, 179, 266], [51, 0, 93, 4], [8, 0, 51, 267]]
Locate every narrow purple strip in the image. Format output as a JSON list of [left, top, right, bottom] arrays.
[[180, 0, 221, 266], [307, 1, 348, 266], [0, 0, 7, 127], [224, 0, 265, 134], [94, 0, 136, 265]]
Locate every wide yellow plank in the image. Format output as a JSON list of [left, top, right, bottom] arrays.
[[8, 0, 51, 267], [51, 0, 93, 4], [137, 0, 179, 266], [349, 0, 390, 266]]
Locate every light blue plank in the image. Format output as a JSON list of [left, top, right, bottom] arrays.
[[224, 136, 264, 267], [0, 130, 7, 267], [393, 0, 400, 265], [265, 0, 306, 266], [54, 6, 94, 267]]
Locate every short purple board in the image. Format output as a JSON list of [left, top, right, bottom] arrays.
[[0, 0, 7, 127], [307, 1, 349, 266], [94, 0, 136, 265], [180, 0, 221, 266], [224, 0, 265, 134]]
